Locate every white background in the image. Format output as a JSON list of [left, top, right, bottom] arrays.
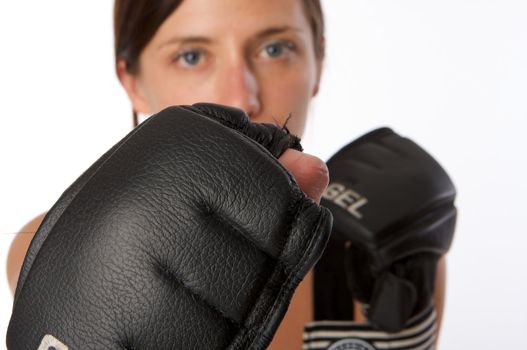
[[0, 1, 526, 348]]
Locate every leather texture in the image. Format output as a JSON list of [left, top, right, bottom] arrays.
[[318, 127, 456, 332], [7, 103, 332, 349]]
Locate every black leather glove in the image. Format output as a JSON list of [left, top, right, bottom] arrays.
[[318, 127, 456, 332], [7, 103, 332, 349]]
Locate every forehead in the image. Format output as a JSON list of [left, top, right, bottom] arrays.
[[152, 0, 310, 44]]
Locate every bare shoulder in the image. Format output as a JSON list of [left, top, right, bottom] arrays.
[[6, 212, 47, 295]]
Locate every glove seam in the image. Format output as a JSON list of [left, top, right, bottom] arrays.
[[180, 104, 301, 157], [244, 201, 330, 349], [226, 195, 304, 348], [153, 259, 244, 330]]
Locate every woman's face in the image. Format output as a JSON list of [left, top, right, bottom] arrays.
[[118, 0, 322, 136]]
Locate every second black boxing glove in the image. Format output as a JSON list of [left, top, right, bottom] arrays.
[[319, 127, 456, 333]]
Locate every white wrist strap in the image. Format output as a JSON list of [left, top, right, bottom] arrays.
[[303, 305, 436, 350]]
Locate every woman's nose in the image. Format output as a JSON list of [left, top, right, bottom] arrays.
[[219, 63, 261, 118]]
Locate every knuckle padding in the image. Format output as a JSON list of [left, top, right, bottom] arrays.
[[8, 105, 332, 349]]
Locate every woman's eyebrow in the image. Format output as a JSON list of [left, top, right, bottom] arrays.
[[157, 26, 302, 51], [255, 25, 302, 39], [158, 36, 212, 50]]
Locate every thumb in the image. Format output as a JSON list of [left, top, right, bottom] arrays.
[[278, 149, 329, 203]]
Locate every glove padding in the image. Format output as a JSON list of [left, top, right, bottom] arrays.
[[320, 127, 456, 332], [7, 103, 332, 349]]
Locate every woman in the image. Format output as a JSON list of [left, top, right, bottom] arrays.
[[7, 1, 445, 348]]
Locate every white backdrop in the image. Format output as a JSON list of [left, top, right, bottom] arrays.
[[1, 1, 526, 348]]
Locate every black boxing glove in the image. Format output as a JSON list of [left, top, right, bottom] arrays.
[[319, 127, 456, 333], [7, 103, 332, 349]]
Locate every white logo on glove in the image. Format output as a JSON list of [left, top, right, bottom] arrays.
[[37, 334, 69, 350], [323, 183, 368, 219]]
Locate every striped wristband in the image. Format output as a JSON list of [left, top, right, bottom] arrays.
[[303, 305, 437, 350]]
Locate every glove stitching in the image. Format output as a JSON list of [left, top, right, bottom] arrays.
[[225, 196, 305, 349], [180, 105, 248, 131], [244, 201, 329, 349], [181, 104, 300, 158]]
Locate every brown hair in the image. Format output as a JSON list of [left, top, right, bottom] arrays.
[[114, 0, 325, 124]]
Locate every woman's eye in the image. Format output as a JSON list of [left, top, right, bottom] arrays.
[[261, 41, 296, 59], [173, 49, 204, 67]]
